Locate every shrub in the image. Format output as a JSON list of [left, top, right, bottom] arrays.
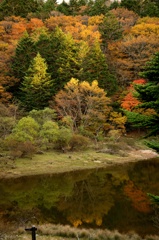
[[107, 129, 122, 142], [53, 127, 72, 151], [17, 141, 36, 158], [5, 138, 36, 159], [4, 137, 19, 151], [9, 150, 23, 159], [144, 140, 159, 152], [69, 134, 90, 151]]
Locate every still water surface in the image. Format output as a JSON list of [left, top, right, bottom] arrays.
[[1, 158, 159, 236]]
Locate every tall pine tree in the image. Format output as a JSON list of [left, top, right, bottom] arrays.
[[80, 40, 117, 95], [36, 28, 80, 94], [125, 52, 159, 136], [20, 53, 54, 111], [36, 32, 58, 81], [54, 30, 80, 92], [135, 52, 159, 119], [0, 0, 40, 19], [11, 32, 36, 97]]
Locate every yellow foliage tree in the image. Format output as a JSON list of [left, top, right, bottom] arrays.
[[130, 22, 159, 37], [54, 78, 112, 136], [54, 78, 127, 138], [45, 15, 101, 44]]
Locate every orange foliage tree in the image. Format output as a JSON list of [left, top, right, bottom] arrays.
[[0, 16, 27, 42], [0, 16, 45, 103], [108, 16, 159, 86], [108, 35, 159, 86], [111, 7, 139, 32], [121, 79, 146, 111], [0, 17, 26, 102], [45, 15, 101, 44], [26, 18, 44, 33]]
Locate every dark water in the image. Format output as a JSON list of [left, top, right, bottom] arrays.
[[1, 158, 159, 236]]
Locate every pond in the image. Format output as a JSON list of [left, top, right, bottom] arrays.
[[0, 158, 159, 236]]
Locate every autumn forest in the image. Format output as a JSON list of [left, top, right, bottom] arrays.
[[1, 0, 159, 157]]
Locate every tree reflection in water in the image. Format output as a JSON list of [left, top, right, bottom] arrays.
[[0, 158, 159, 236]]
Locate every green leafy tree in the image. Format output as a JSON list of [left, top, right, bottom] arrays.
[[9, 116, 40, 142], [80, 40, 117, 95], [20, 53, 54, 111], [5, 116, 39, 157], [28, 108, 57, 149], [29, 107, 57, 125], [53, 126, 72, 150], [39, 120, 60, 148]]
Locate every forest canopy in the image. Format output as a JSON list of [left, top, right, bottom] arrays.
[[1, 0, 159, 156]]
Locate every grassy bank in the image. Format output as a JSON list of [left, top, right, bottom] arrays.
[[0, 136, 158, 179]]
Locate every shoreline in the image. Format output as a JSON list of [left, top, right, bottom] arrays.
[[0, 148, 158, 179]]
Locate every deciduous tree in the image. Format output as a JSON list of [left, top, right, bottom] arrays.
[[45, 15, 101, 45], [111, 8, 139, 31], [0, 103, 17, 139], [54, 78, 112, 136], [121, 79, 146, 111], [29, 107, 57, 125], [108, 35, 159, 86], [8, 116, 40, 142], [39, 120, 60, 147]]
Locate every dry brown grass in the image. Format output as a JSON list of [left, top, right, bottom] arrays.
[[2, 224, 159, 240]]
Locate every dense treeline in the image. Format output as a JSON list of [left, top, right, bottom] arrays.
[[1, 0, 159, 157], [1, 0, 159, 19]]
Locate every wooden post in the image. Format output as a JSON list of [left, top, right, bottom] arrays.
[[25, 226, 37, 240]]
